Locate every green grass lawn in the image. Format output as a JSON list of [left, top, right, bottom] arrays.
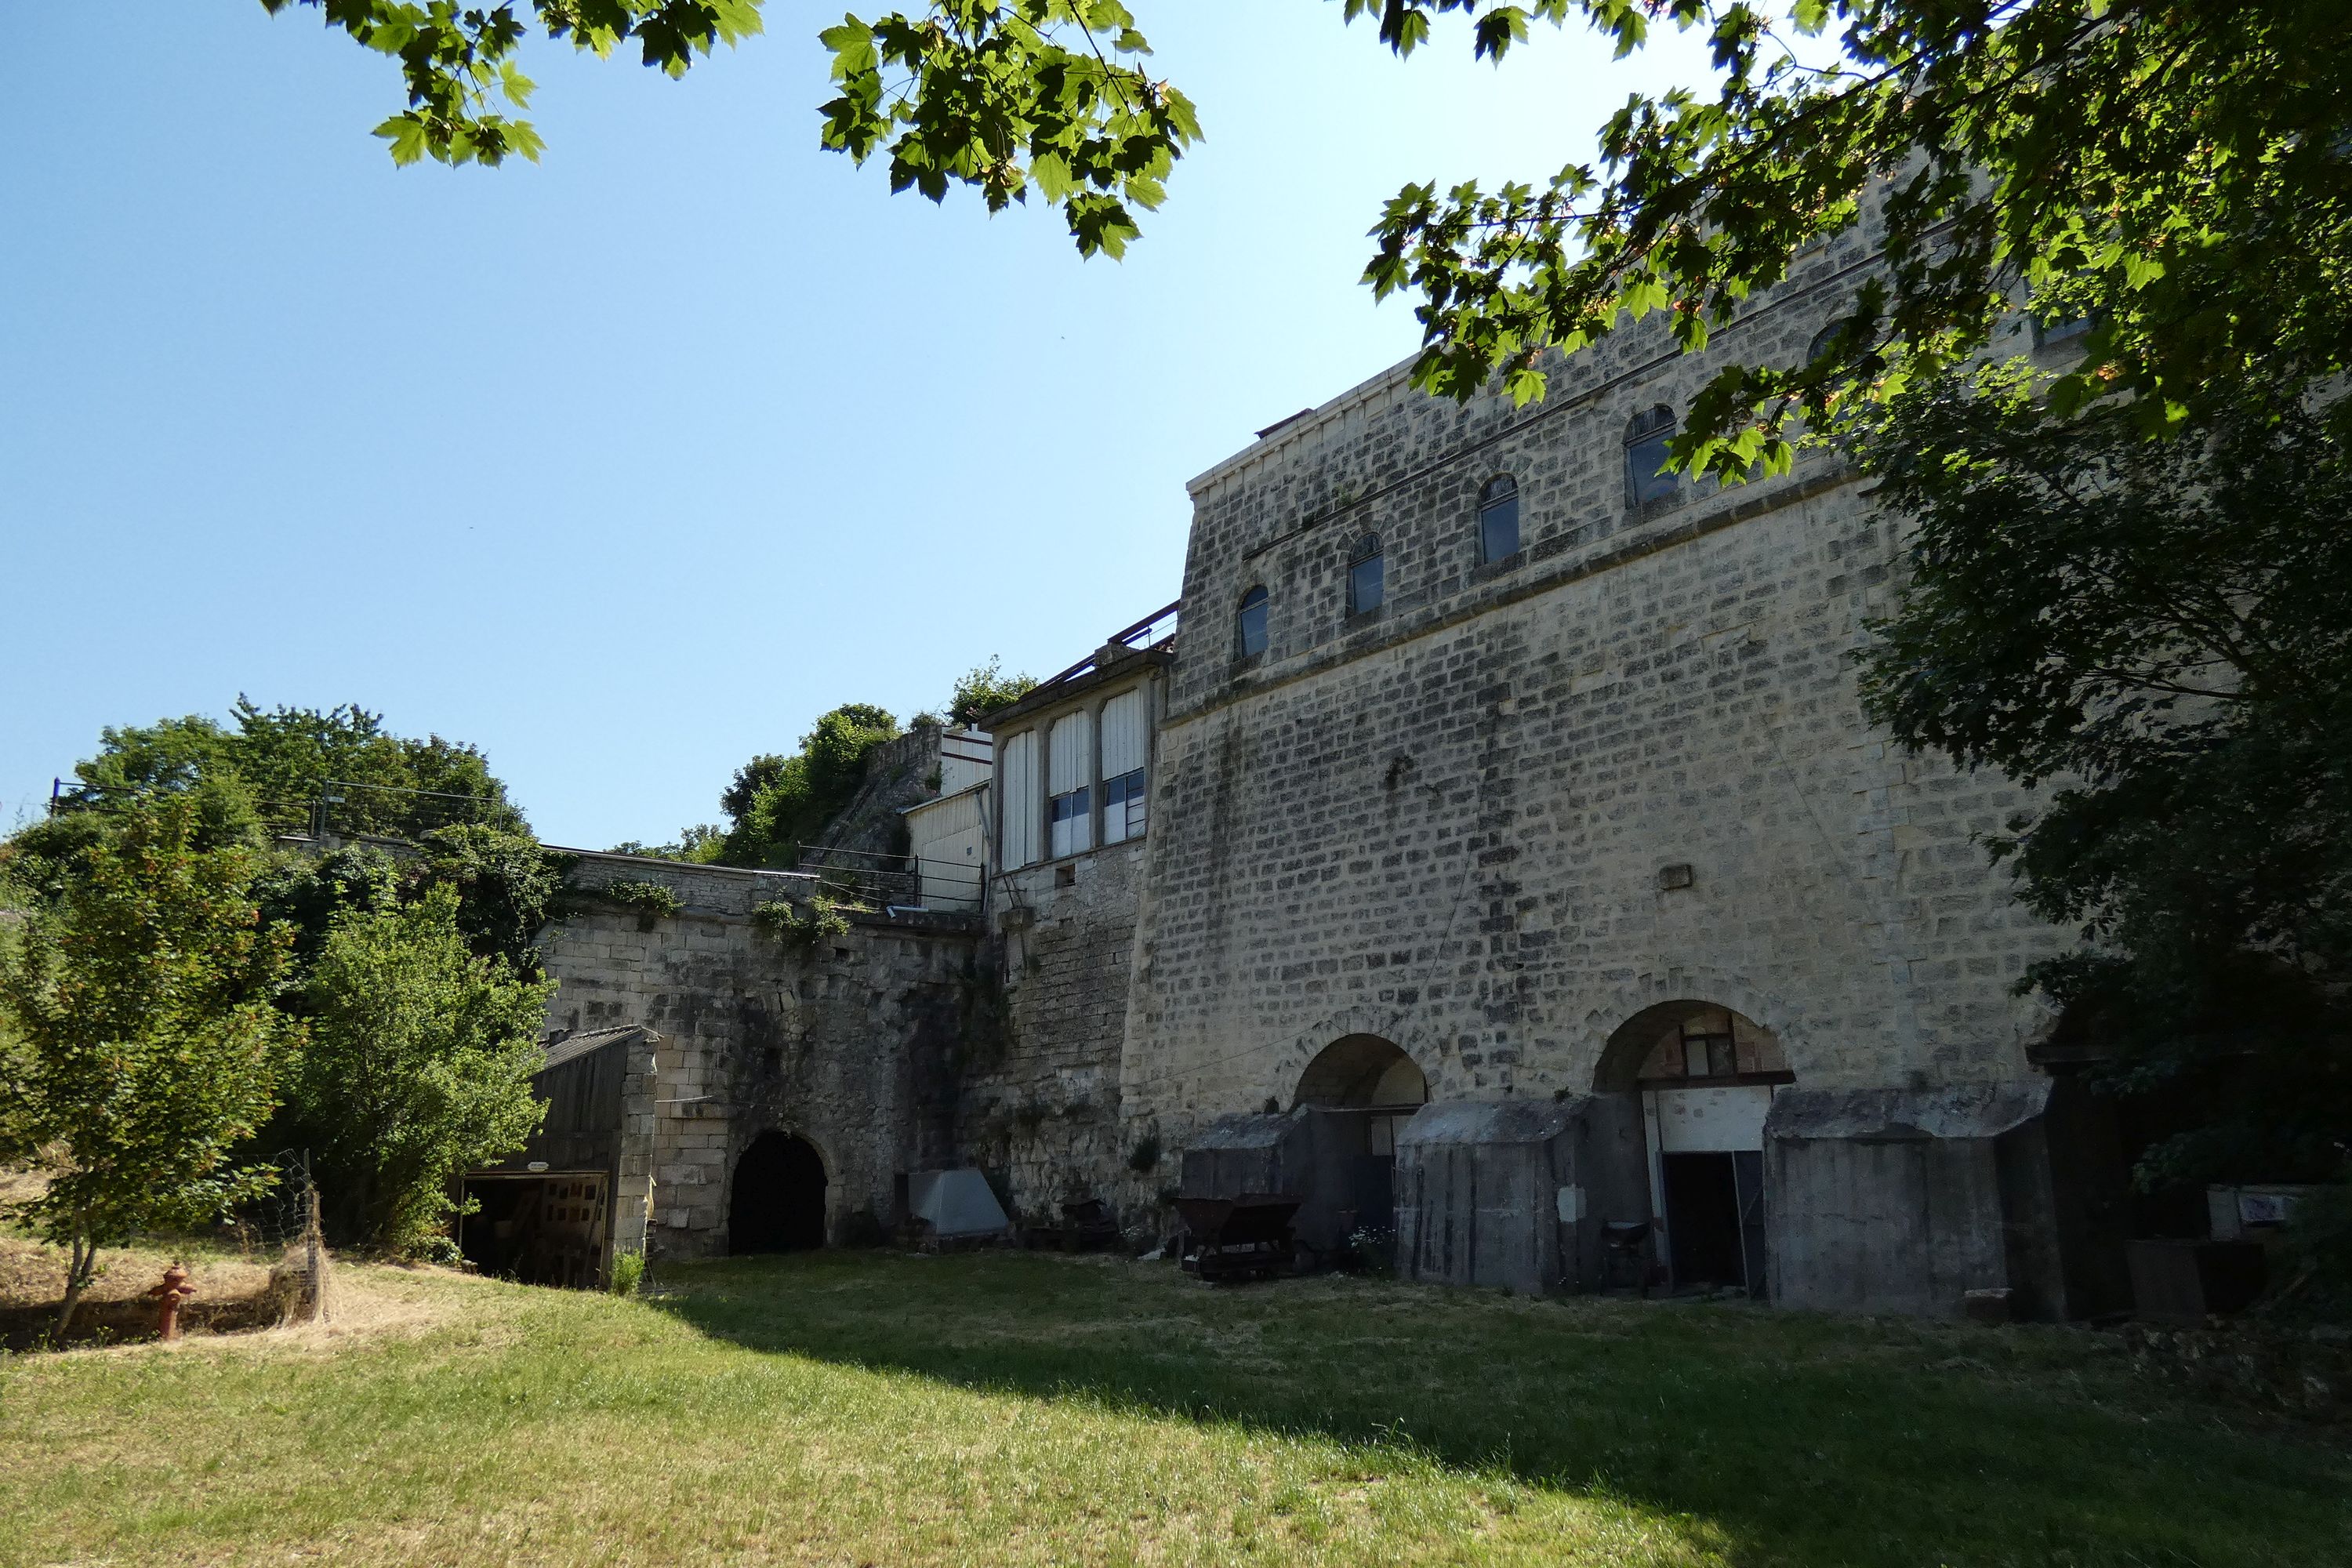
[[1, 1249, 2345, 1566]]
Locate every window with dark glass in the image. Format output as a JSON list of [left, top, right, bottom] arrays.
[[1625, 406, 1680, 506], [1806, 321, 1843, 365], [1477, 475, 1520, 563], [2033, 310, 2095, 349], [1347, 533, 1385, 615], [1236, 586, 1269, 658]]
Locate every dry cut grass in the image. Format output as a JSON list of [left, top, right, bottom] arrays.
[[0, 1248, 2345, 1566]]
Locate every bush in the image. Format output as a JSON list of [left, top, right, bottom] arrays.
[[609, 1247, 646, 1298], [753, 894, 850, 951], [949, 659, 1037, 728], [291, 885, 551, 1254], [596, 878, 684, 930], [2276, 1174, 2352, 1319]]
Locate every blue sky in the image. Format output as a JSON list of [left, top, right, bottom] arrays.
[[2, 2, 1715, 851]]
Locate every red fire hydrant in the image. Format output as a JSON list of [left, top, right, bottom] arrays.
[[147, 1264, 195, 1343]]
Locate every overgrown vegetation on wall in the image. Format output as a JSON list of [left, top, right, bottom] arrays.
[[595, 878, 686, 930], [752, 893, 850, 951]]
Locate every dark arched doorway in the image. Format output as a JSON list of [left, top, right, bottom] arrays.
[[1294, 1033, 1428, 1111], [1595, 1001, 1791, 1298], [1293, 1035, 1428, 1247], [728, 1132, 828, 1254]]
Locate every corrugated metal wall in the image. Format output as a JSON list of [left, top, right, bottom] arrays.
[[1047, 709, 1093, 795], [999, 728, 1039, 869], [1101, 687, 1148, 777]]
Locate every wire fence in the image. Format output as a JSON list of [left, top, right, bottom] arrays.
[[796, 844, 919, 910], [222, 1149, 335, 1324]]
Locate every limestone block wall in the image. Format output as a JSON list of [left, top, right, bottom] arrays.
[[956, 840, 1152, 1225], [1123, 261, 2071, 1155], [539, 852, 976, 1258]]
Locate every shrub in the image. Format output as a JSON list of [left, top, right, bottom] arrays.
[[291, 885, 551, 1255], [753, 894, 850, 951], [2275, 1174, 2352, 1319], [609, 1247, 647, 1298], [597, 878, 684, 930]]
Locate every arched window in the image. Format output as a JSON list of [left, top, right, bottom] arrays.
[[1625, 405, 1679, 506], [1476, 474, 1520, 564], [1236, 586, 1269, 659], [1347, 532, 1385, 615], [1806, 321, 1843, 365]]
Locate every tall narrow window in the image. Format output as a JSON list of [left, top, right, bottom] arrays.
[[1347, 532, 1385, 615], [1236, 586, 1269, 658], [1046, 709, 1093, 858], [1625, 406, 1679, 507], [1099, 688, 1149, 844], [1477, 475, 1520, 563]]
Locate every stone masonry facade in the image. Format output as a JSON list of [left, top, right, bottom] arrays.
[[1122, 246, 2076, 1137], [540, 853, 975, 1258], [525, 231, 2122, 1312]]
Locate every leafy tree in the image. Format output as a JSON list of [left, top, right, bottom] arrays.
[[948, 657, 1038, 728], [416, 823, 574, 970], [289, 884, 552, 1253], [720, 754, 788, 823], [0, 799, 299, 1337], [609, 825, 728, 862], [1855, 369, 2352, 1189], [710, 704, 903, 868], [61, 699, 519, 840], [14, 702, 554, 972], [274, 2, 2351, 470]]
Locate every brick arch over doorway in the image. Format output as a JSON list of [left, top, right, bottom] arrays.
[[1595, 1000, 1794, 1298], [1292, 1033, 1428, 1110]]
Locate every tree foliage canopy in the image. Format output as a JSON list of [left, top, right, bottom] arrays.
[[1855, 373, 2352, 1187], [287, 884, 552, 1251], [949, 657, 1038, 728], [270, 1, 2352, 472], [714, 703, 902, 868], [0, 798, 299, 1330]]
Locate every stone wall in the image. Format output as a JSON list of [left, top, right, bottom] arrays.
[[1123, 264, 2072, 1149], [541, 851, 977, 1258], [956, 840, 1152, 1226]]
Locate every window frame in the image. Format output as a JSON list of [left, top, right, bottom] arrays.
[[1346, 532, 1385, 618], [1102, 767, 1147, 844], [1624, 405, 1681, 510], [1235, 585, 1270, 660], [1476, 474, 1521, 564]]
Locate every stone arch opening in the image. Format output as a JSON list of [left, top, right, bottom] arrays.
[[1292, 1035, 1427, 1250], [1294, 1033, 1428, 1110], [1594, 1001, 1791, 1298], [728, 1131, 828, 1255]]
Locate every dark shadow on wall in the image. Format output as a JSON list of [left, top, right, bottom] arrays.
[[646, 1250, 2346, 1567]]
